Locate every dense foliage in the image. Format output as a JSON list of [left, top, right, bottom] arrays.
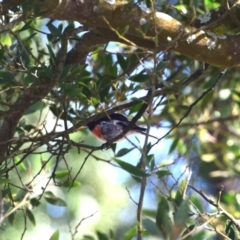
[[1, 0, 240, 239]]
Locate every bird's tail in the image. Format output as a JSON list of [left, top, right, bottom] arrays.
[[134, 127, 158, 140]]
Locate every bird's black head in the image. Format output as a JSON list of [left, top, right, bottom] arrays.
[[86, 113, 146, 132], [87, 113, 129, 130]]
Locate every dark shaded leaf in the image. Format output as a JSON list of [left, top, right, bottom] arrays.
[[46, 44, 57, 63], [156, 197, 172, 238], [0, 178, 9, 185], [18, 20, 33, 32], [42, 63, 53, 78], [2, 189, 10, 198], [0, 48, 5, 61], [47, 22, 61, 36], [181, 224, 195, 238], [26, 208, 36, 226], [8, 212, 15, 225], [114, 158, 150, 177], [0, 72, 17, 84], [97, 75, 113, 101], [117, 54, 127, 71], [111, 143, 117, 153], [156, 170, 171, 178], [174, 190, 183, 207], [25, 32, 37, 42], [225, 220, 238, 240], [30, 198, 41, 207], [96, 231, 109, 240], [130, 70, 149, 82], [115, 147, 134, 157], [169, 138, 179, 154], [44, 191, 67, 206], [156, 61, 169, 71]]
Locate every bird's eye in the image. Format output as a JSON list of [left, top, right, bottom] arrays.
[[101, 121, 108, 125]]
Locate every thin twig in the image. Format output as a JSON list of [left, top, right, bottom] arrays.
[[69, 211, 98, 240], [152, 68, 227, 148], [189, 185, 240, 231]]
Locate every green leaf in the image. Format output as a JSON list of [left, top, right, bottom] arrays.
[[225, 220, 238, 240], [174, 190, 183, 207], [23, 124, 35, 132], [42, 63, 53, 78], [97, 75, 113, 101], [2, 188, 10, 198], [155, 170, 171, 178], [126, 53, 138, 70], [129, 102, 143, 114], [46, 44, 57, 63], [142, 218, 161, 236], [156, 197, 172, 237], [181, 224, 195, 238], [149, 155, 155, 171], [114, 158, 150, 177], [117, 54, 127, 71], [54, 170, 69, 179], [0, 33, 12, 46], [24, 32, 37, 42], [59, 64, 72, 81], [0, 178, 10, 185], [190, 195, 203, 212], [0, 72, 17, 84], [24, 101, 45, 115], [30, 198, 41, 207], [115, 147, 134, 157], [174, 199, 189, 226], [156, 61, 169, 71], [61, 83, 83, 97], [91, 97, 99, 106], [62, 180, 81, 188], [82, 235, 95, 240], [47, 23, 61, 36], [49, 230, 59, 240], [123, 25, 130, 35], [111, 143, 117, 153], [168, 138, 179, 154], [14, 189, 27, 202], [146, 154, 154, 164], [18, 20, 33, 32], [130, 70, 149, 82], [26, 209, 36, 226], [8, 212, 15, 225], [0, 48, 5, 61], [96, 231, 109, 240], [123, 225, 137, 240], [44, 192, 67, 206]]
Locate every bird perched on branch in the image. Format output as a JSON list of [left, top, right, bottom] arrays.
[[87, 113, 147, 142]]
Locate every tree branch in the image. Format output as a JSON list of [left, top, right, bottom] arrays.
[[189, 185, 240, 231], [3, 0, 240, 67]]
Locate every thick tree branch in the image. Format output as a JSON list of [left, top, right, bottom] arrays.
[[0, 35, 68, 159], [3, 0, 240, 67]]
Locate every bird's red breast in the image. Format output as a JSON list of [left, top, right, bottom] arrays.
[[92, 125, 104, 140]]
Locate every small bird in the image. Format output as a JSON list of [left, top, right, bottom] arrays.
[[87, 113, 146, 142]]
